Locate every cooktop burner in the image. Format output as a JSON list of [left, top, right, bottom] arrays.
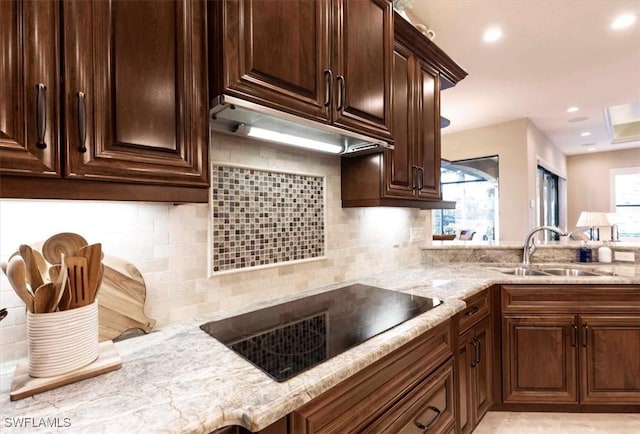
[[200, 284, 442, 381]]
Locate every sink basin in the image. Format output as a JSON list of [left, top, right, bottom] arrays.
[[538, 268, 606, 277], [489, 266, 610, 277], [489, 267, 550, 276]]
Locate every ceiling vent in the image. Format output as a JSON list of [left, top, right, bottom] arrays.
[[604, 101, 640, 144]]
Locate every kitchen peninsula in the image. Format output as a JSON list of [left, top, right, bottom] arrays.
[[1, 243, 639, 433]]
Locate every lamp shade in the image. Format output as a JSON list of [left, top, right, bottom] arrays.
[[576, 211, 611, 228]]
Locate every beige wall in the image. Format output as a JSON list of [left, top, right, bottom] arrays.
[[0, 132, 431, 362], [567, 148, 640, 231]]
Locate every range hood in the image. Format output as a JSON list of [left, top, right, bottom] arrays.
[[209, 95, 393, 156]]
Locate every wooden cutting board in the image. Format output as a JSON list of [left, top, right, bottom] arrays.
[[98, 254, 156, 341], [10, 340, 122, 401]]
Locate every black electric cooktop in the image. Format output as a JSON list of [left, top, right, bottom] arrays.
[[200, 284, 442, 381]]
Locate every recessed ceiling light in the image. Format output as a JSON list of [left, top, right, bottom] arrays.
[[483, 27, 503, 42], [567, 106, 579, 113], [580, 132, 591, 137], [611, 14, 638, 30], [587, 147, 597, 152]]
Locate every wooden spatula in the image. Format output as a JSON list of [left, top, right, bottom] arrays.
[[66, 256, 89, 310], [79, 243, 102, 303], [19, 245, 44, 290]]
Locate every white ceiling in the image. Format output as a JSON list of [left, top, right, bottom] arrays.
[[408, 0, 640, 155]]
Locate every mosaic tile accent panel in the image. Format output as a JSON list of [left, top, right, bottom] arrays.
[[211, 165, 325, 273]]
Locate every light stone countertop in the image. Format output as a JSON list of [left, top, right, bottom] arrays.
[[1, 262, 639, 434]]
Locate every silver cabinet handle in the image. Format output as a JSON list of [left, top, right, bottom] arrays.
[[475, 337, 481, 366], [35, 84, 47, 149], [583, 325, 588, 347], [336, 75, 345, 111], [77, 92, 87, 153], [572, 325, 578, 347], [412, 165, 420, 190], [418, 166, 425, 191], [414, 406, 442, 431], [323, 69, 333, 107]]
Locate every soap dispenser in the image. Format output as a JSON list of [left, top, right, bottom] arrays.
[[578, 241, 592, 263], [598, 241, 612, 263]]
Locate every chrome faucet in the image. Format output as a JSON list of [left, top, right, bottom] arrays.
[[522, 226, 569, 265]]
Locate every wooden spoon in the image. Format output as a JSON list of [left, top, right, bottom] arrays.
[[42, 232, 88, 265], [79, 243, 102, 303], [66, 256, 89, 309], [6, 256, 34, 312], [19, 244, 45, 290]]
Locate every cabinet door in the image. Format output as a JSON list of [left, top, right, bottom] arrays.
[[472, 318, 492, 424], [502, 314, 578, 403], [62, 0, 208, 187], [332, 0, 393, 141], [415, 60, 441, 200], [0, 0, 60, 176], [457, 328, 475, 434], [383, 40, 416, 199], [215, 0, 331, 122], [580, 315, 640, 404]]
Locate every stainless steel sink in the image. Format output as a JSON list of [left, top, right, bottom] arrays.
[[489, 266, 609, 277], [538, 268, 606, 277], [489, 267, 550, 276]]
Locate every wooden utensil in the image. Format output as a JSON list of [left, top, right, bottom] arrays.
[[19, 245, 45, 290], [42, 233, 88, 265], [6, 256, 34, 313], [33, 282, 56, 314], [51, 257, 68, 312], [66, 256, 89, 309], [48, 264, 61, 282], [79, 243, 102, 303]]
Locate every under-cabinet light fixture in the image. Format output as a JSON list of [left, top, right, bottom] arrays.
[[236, 124, 344, 154]]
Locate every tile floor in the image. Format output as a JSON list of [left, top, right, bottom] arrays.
[[474, 411, 640, 433]]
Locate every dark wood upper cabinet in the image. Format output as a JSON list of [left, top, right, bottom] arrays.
[[331, 0, 393, 140], [1, 0, 209, 202], [0, 0, 60, 177], [209, 0, 392, 142], [341, 13, 466, 209]]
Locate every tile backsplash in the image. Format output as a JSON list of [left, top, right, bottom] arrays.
[[0, 132, 430, 363], [211, 165, 325, 273]]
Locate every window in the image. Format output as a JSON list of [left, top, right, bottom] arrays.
[[612, 168, 640, 239], [536, 166, 560, 240], [433, 156, 499, 241]]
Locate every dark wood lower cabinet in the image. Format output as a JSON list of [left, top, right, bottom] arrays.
[[502, 314, 578, 404], [500, 284, 640, 412], [290, 320, 453, 433], [580, 315, 640, 404], [457, 290, 492, 434]]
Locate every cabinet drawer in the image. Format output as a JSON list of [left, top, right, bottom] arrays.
[[502, 285, 640, 314], [361, 358, 456, 434], [290, 320, 452, 434], [458, 290, 490, 335]]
